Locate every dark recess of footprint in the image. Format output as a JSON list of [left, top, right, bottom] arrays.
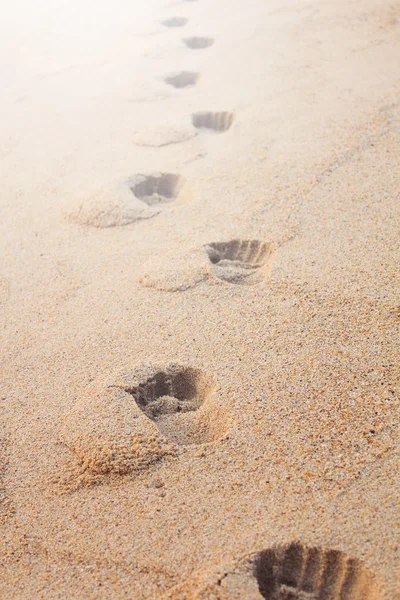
[[205, 239, 274, 285], [192, 111, 234, 132], [183, 36, 214, 49], [164, 71, 200, 88], [124, 365, 219, 445], [253, 542, 382, 600], [129, 173, 184, 206], [162, 17, 188, 27], [125, 366, 211, 420]]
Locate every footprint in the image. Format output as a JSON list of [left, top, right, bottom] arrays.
[[163, 543, 383, 599], [192, 111, 234, 132], [164, 71, 200, 88], [183, 36, 214, 49], [253, 543, 382, 600], [130, 173, 185, 206], [162, 17, 188, 27], [140, 241, 274, 291], [65, 173, 189, 228], [124, 364, 229, 445], [58, 364, 228, 489], [205, 240, 275, 285]]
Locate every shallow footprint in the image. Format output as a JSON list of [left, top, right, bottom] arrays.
[[192, 111, 234, 132], [130, 173, 185, 206], [65, 173, 189, 228], [162, 543, 384, 599], [183, 36, 214, 49], [164, 71, 200, 88], [205, 240, 275, 285], [162, 17, 188, 27]]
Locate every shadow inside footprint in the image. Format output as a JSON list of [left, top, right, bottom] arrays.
[[129, 173, 185, 206], [254, 543, 382, 600], [183, 36, 214, 49], [192, 111, 234, 132], [164, 71, 200, 88], [205, 240, 275, 285], [124, 365, 224, 445], [162, 17, 188, 27]]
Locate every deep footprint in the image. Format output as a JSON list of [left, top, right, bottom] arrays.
[[192, 111, 234, 132], [162, 17, 188, 27], [205, 239, 274, 285], [164, 71, 200, 88], [124, 365, 226, 445], [183, 36, 214, 49], [254, 543, 382, 600], [130, 173, 185, 206]]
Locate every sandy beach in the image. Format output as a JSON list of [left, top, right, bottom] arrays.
[[0, 0, 399, 597]]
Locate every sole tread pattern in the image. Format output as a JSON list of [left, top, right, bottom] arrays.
[[253, 543, 382, 600], [192, 111, 234, 132], [205, 239, 275, 285]]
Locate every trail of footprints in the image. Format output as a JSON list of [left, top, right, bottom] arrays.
[[59, 1, 383, 595]]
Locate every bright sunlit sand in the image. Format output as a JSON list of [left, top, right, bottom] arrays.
[[0, 0, 399, 598]]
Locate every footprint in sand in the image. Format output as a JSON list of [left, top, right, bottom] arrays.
[[131, 173, 185, 206], [162, 17, 188, 27], [252, 543, 383, 600], [58, 364, 229, 489], [124, 364, 229, 446], [164, 71, 200, 88], [205, 240, 275, 285], [183, 36, 214, 49], [192, 111, 234, 132], [163, 542, 384, 599], [65, 173, 190, 228], [139, 240, 275, 292]]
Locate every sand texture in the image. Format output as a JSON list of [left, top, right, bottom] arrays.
[[0, 0, 399, 597]]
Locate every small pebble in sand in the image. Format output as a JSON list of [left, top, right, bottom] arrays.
[[150, 478, 165, 489]]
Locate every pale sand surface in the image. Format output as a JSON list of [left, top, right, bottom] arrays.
[[0, 0, 399, 597]]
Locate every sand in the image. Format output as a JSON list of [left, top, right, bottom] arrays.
[[0, 0, 399, 597]]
